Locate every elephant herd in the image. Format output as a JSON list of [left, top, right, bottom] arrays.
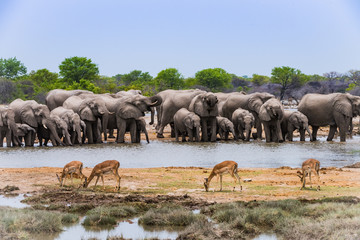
[[1, 88, 359, 147], [155, 89, 360, 143]]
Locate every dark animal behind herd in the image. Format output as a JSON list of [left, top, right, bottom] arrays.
[[1, 89, 360, 147]]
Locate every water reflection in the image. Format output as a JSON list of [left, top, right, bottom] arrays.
[[0, 194, 28, 208], [1, 136, 360, 169], [54, 217, 179, 240]]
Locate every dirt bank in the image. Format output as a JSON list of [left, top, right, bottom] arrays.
[[1, 166, 360, 206]]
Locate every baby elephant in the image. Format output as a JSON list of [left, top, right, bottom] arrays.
[[173, 108, 201, 142], [15, 123, 36, 146], [216, 116, 235, 140], [232, 108, 255, 141], [281, 111, 313, 141]]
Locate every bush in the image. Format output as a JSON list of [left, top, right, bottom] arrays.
[[139, 207, 199, 226]]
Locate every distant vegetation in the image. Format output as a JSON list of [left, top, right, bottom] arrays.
[[1, 56, 360, 104]]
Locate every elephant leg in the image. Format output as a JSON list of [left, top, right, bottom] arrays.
[[276, 121, 283, 143], [86, 122, 94, 144], [234, 126, 240, 140], [0, 133, 4, 147], [263, 123, 271, 143], [108, 129, 115, 138], [188, 128, 194, 142], [201, 119, 208, 142], [24, 133, 32, 147], [93, 121, 102, 144], [174, 125, 179, 142], [116, 118, 126, 143], [299, 128, 305, 141], [327, 125, 337, 141], [255, 116, 263, 139], [311, 126, 319, 141], [210, 118, 217, 142], [224, 131, 229, 141], [170, 123, 175, 138], [6, 130, 12, 147], [129, 120, 137, 143]]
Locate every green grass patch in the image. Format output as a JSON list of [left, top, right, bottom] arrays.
[[202, 197, 360, 239], [139, 206, 203, 227], [0, 206, 76, 238]]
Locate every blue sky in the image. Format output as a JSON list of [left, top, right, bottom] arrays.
[[0, 0, 360, 78]]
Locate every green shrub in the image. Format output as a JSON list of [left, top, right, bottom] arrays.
[[139, 207, 199, 226]]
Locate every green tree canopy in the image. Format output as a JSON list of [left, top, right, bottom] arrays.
[[120, 70, 153, 86], [59, 57, 99, 84], [252, 74, 270, 86], [195, 68, 231, 92], [0, 57, 27, 79], [154, 68, 184, 91], [28, 69, 59, 91], [271, 66, 303, 100]]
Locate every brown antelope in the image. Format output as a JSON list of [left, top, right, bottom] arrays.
[[83, 160, 121, 191], [56, 161, 86, 187], [204, 160, 242, 192], [297, 158, 320, 191]]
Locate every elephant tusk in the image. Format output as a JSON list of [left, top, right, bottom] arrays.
[[43, 124, 48, 129]]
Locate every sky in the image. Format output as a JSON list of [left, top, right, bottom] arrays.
[[0, 0, 360, 78]]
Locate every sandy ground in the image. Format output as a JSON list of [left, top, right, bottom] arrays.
[[1, 166, 360, 204], [1, 115, 360, 205]]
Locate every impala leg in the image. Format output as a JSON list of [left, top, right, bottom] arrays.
[[101, 175, 105, 189], [234, 172, 242, 191], [94, 176, 100, 187], [309, 172, 312, 188], [114, 170, 121, 191], [70, 173, 74, 185], [219, 175, 223, 191]]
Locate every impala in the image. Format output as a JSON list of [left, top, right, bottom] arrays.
[[297, 158, 320, 191], [83, 160, 121, 191], [56, 161, 86, 187], [204, 160, 242, 192]]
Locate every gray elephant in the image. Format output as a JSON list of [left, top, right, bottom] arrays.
[[155, 89, 205, 138], [98, 94, 161, 143], [15, 123, 35, 145], [0, 107, 22, 147], [173, 108, 201, 142], [9, 99, 63, 146], [216, 116, 235, 141], [222, 92, 275, 139], [215, 92, 246, 116], [45, 89, 93, 111], [133, 117, 149, 143], [298, 93, 360, 142], [281, 111, 313, 141], [231, 108, 255, 141], [189, 92, 219, 142], [63, 95, 112, 144], [51, 107, 85, 145], [38, 114, 72, 146], [258, 98, 284, 143]]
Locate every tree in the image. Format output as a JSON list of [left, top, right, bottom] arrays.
[[28, 69, 59, 91], [120, 70, 153, 86], [271, 66, 302, 100], [252, 74, 270, 86], [0, 78, 17, 103], [346, 70, 360, 91], [0, 57, 27, 79], [59, 57, 99, 84], [154, 68, 184, 91], [195, 68, 231, 92]]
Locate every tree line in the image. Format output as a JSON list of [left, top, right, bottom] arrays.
[[1, 56, 360, 104]]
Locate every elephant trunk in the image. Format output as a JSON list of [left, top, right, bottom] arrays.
[[143, 127, 149, 143], [149, 107, 155, 125], [75, 124, 82, 145], [244, 125, 252, 141], [195, 126, 200, 142], [63, 128, 73, 146], [147, 95, 163, 107], [230, 127, 236, 140], [305, 125, 313, 141], [44, 118, 63, 146], [101, 111, 109, 141]]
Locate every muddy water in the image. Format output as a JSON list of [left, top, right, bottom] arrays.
[[1, 136, 360, 169]]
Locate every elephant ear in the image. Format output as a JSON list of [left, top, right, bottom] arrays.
[[184, 115, 193, 129], [118, 103, 143, 119], [0, 112, 4, 126], [334, 94, 353, 117], [289, 113, 301, 128], [248, 96, 263, 113], [259, 105, 271, 121], [80, 107, 96, 121], [20, 107, 38, 127]]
